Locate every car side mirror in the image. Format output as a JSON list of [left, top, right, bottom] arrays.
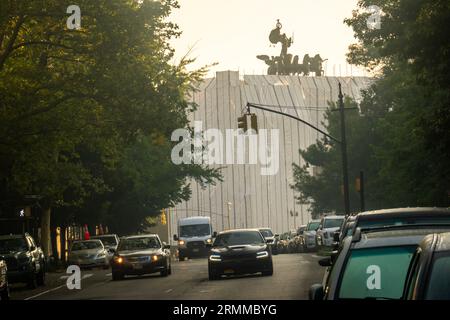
[[173, 234, 178, 241], [333, 231, 340, 242], [212, 231, 217, 238], [318, 257, 332, 267], [163, 244, 171, 249], [309, 284, 324, 300]]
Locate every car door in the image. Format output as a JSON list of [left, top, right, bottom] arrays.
[[27, 236, 41, 272]]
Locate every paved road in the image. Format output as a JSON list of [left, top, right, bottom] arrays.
[[11, 253, 323, 300]]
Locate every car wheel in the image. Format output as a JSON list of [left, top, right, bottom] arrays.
[[28, 273, 38, 289], [112, 271, 124, 281], [1, 284, 10, 301], [37, 268, 45, 286], [160, 267, 169, 277]]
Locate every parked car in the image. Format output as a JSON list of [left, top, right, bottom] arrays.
[[289, 226, 305, 253], [316, 216, 345, 249], [288, 230, 300, 253], [309, 224, 450, 300], [111, 234, 171, 280], [68, 240, 109, 269], [301, 220, 321, 251], [258, 228, 278, 255], [403, 232, 450, 300], [207, 229, 273, 280], [0, 233, 46, 288], [0, 259, 10, 301], [276, 232, 291, 254], [91, 234, 120, 260], [335, 215, 357, 245]]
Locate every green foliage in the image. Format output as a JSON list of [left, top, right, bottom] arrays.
[[293, 0, 450, 217], [0, 0, 220, 233]]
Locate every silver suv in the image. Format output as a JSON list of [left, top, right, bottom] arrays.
[[316, 216, 345, 249]]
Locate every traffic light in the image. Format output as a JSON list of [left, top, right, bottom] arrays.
[[250, 114, 258, 133], [237, 115, 248, 132], [160, 209, 167, 225]]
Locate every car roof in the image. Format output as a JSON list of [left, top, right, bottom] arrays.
[[357, 207, 450, 221], [122, 234, 159, 239], [322, 215, 345, 219], [218, 228, 261, 235], [73, 239, 102, 243], [258, 227, 272, 231], [91, 234, 118, 237], [353, 227, 450, 249], [420, 232, 450, 253]]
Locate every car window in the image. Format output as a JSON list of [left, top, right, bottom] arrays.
[[425, 253, 450, 300], [213, 231, 265, 246], [338, 246, 416, 299], [307, 222, 320, 231], [180, 224, 210, 237], [0, 238, 28, 253], [118, 237, 161, 251], [92, 236, 117, 246], [259, 229, 273, 237], [324, 218, 344, 229], [71, 241, 103, 251]]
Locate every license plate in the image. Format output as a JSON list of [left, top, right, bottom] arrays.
[[224, 269, 234, 274], [132, 263, 143, 269], [193, 248, 199, 252]]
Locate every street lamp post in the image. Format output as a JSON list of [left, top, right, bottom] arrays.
[[338, 83, 351, 215]]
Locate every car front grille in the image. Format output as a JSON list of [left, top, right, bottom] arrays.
[[187, 241, 205, 249], [126, 256, 151, 263], [3, 257, 18, 270]]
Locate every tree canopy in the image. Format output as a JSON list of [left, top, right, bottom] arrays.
[[292, 0, 450, 218], [0, 0, 220, 248]]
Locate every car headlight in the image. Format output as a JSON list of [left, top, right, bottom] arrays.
[[151, 255, 160, 262], [114, 256, 124, 264], [256, 251, 269, 259], [209, 254, 221, 262], [206, 238, 212, 244], [178, 240, 185, 246]]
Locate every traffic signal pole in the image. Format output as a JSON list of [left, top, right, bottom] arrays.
[[242, 82, 351, 215], [338, 83, 350, 216]]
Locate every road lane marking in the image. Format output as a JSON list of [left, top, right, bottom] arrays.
[[106, 273, 112, 276], [82, 273, 93, 279], [24, 284, 66, 300], [59, 275, 69, 279], [165, 289, 173, 293]]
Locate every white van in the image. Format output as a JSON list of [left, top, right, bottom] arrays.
[[173, 216, 215, 260]]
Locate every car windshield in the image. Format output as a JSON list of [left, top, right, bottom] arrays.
[[425, 253, 450, 300], [71, 241, 102, 251], [118, 237, 160, 251], [338, 246, 416, 299], [359, 217, 450, 230], [259, 229, 273, 237], [213, 231, 265, 246], [0, 238, 28, 253], [306, 222, 320, 231], [324, 218, 344, 229], [180, 224, 210, 237], [92, 236, 117, 246]]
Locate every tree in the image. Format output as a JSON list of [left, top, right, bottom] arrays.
[[292, 0, 450, 217], [0, 0, 220, 256]]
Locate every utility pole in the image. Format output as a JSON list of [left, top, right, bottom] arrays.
[[338, 83, 351, 216]]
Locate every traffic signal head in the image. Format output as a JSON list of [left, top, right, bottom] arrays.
[[250, 114, 258, 133], [237, 115, 248, 132]]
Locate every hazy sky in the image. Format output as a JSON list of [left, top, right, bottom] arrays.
[[169, 0, 367, 77]]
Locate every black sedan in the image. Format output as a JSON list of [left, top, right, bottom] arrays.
[[110, 234, 171, 280], [403, 232, 450, 300], [207, 229, 273, 280]]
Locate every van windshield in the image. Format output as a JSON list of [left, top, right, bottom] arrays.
[[180, 224, 210, 237]]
